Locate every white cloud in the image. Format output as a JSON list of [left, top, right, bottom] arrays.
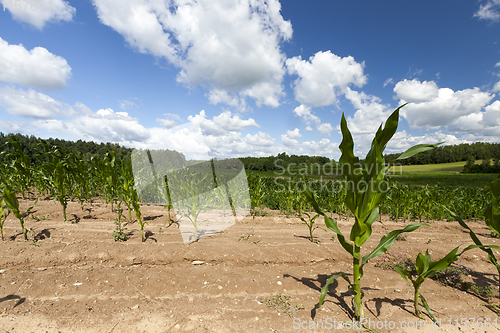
[[203, 131, 277, 158], [474, 0, 500, 21], [483, 100, 500, 126], [386, 130, 467, 155], [0, 37, 71, 90], [393, 79, 439, 103], [281, 128, 301, 147], [286, 128, 301, 139], [119, 99, 138, 110], [302, 138, 337, 158], [156, 118, 177, 129], [6, 0, 75, 30], [292, 104, 333, 134], [383, 78, 394, 87], [493, 81, 500, 92], [92, 0, 292, 109], [344, 88, 391, 134], [317, 122, 333, 134], [286, 51, 366, 107], [394, 79, 494, 129], [187, 110, 259, 136], [0, 86, 75, 119]]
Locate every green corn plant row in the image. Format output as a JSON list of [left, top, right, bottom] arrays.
[[245, 175, 490, 223]]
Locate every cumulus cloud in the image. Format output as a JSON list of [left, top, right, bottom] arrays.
[[386, 130, 466, 155], [393, 79, 439, 103], [156, 118, 178, 129], [302, 138, 337, 158], [483, 100, 500, 126], [317, 123, 333, 134], [281, 128, 301, 147], [202, 131, 277, 158], [0, 38, 71, 90], [6, 0, 75, 29], [474, 0, 500, 21], [286, 128, 301, 139], [286, 51, 366, 107], [92, 0, 292, 109], [344, 88, 391, 134], [394, 79, 494, 129], [0, 86, 75, 119], [187, 110, 259, 136], [292, 104, 332, 134]]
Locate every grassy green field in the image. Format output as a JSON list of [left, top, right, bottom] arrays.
[[387, 160, 483, 173], [246, 160, 498, 187]]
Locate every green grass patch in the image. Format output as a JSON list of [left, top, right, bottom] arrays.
[[387, 160, 483, 173], [387, 173, 498, 187]]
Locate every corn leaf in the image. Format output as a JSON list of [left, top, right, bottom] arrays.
[[319, 273, 352, 307], [360, 223, 428, 278], [419, 294, 439, 326]]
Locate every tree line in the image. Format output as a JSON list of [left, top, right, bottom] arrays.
[[1, 132, 498, 174], [384, 142, 500, 168]]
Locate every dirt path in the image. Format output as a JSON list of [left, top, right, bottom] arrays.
[[0, 198, 499, 332]]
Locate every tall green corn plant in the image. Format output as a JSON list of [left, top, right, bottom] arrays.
[[102, 151, 119, 211], [1, 184, 37, 240], [0, 199, 10, 241], [1, 136, 33, 198], [39, 142, 71, 221], [305, 104, 440, 320], [120, 158, 135, 222]]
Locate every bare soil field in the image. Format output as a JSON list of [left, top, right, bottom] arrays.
[[1, 197, 500, 332]]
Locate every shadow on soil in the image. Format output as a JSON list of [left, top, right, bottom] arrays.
[[0, 295, 25, 308]]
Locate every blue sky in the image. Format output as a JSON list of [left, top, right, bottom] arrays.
[[0, 0, 499, 160]]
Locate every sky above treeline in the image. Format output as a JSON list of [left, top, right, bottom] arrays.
[[0, 0, 499, 160]]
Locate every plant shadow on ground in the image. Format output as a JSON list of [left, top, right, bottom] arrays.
[[284, 273, 389, 320], [143, 215, 163, 221], [0, 295, 25, 308], [83, 207, 94, 219], [33, 228, 54, 241], [365, 297, 414, 319], [144, 230, 156, 243], [69, 214, 80, 223], [9, 232, 24, 241]]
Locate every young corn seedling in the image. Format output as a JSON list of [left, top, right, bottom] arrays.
[[446, 179, 500, 299], [299, 211, 325, 243], [1, 184, 38, 240], [395, 246, 478, 325], [131, 188, 148, 242], [112, 201, 130, 242], [305, 104, 441, 321]]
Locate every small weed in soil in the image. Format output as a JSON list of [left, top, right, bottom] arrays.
[[261, 293, 305, 317], [238, 229, 260, 244], [396, 233, 407, 241], [112, 203, 129, 242]]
